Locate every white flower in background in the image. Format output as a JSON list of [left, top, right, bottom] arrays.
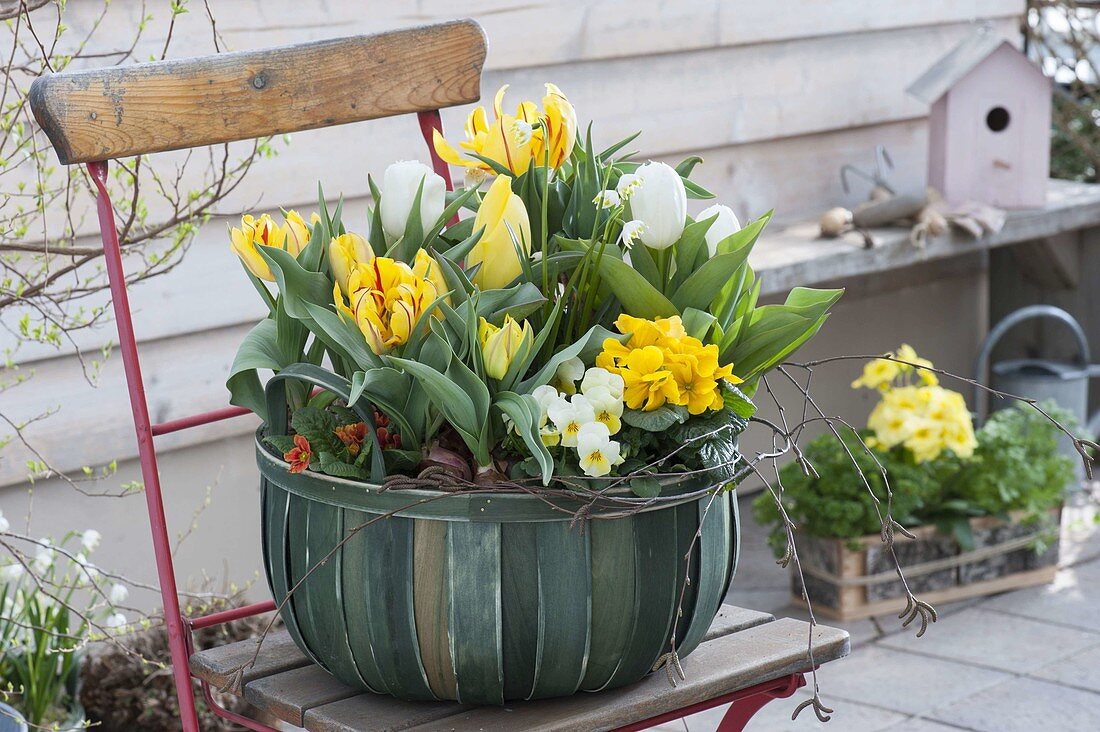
[[109, 583, 129, 604], [697, 203, 742, 257], [1, 563, 23, 582], [547, 394, 596, 447], [512, 119, 535, 147], [379, 160, 447, 240], [76, 553, 101, 582], [576, 422, 623, 478], [0, 510, 9, 533], [81, 529, 102, 552], [616, 173, 643, 200], [619, 220, 646, 249], [105, 613, 127, 630], [33, 540, 54, 573], [628, 162, 686, 250], [554, 356, 585, 394], [593, 190, 621, 209], [581, 367, 625, 400], [583, 386, 624, 435]]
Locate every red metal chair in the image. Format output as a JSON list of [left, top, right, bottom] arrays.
[[29, 20, 487, 731]]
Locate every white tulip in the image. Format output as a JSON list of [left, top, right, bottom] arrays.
[[629, 162, 687, 250], [379, 161, 446, 241], [697, 204, 742, 257]]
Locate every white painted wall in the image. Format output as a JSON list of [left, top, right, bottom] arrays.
[[0, 0, 1022, 602]]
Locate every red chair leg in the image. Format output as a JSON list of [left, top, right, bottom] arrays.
[[717, 673, 806, 732]]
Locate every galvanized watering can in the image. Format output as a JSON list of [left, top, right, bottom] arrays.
[[974, 305, 1099, 476]]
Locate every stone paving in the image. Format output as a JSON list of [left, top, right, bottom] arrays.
[[653, 491, 1100, 732]]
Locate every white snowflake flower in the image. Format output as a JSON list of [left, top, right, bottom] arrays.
[[1, 564, 23, 582], [616, 173, 643, 200], [619, 220, 647, 249], [513, 119, 535, 147], [81, 529, 102, 552], [32, 540, 54, 574], [105, 613, 127, 629], [592, 190, 621, 209], [0, 510, 9, 533], [109, 583, 129, 604]]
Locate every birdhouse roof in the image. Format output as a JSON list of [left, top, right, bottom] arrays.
[[907, 32, 1040, 104]]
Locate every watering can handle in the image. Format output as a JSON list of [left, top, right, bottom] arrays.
[[973, 305, 1090, 420]]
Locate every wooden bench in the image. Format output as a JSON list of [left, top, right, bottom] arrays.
[[189, 604, 849, 731]]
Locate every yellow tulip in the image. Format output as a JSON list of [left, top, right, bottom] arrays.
[[468, 175, 531, 290], [329, 233, 373, 294], [542, 83, 578, 168], [334, 255, 440, 355], [478, 315, 532, 380], [282, 210, 312, 255], [412, 248, 450, 307], [230, 212, 313, 282], [433, 84, 577, 175]]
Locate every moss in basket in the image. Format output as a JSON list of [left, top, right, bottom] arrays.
[[753, 402, 1077, 556]]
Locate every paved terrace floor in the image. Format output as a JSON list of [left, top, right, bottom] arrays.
[[652, 489, 1100, 732]]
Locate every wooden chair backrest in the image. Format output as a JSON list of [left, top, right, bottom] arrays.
[[28, 19, 487, 164]]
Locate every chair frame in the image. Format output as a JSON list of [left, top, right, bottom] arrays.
[[29, 20, 485, 731]]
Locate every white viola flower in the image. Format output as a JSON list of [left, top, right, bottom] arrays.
[[540, 424, 561, 447], [0, 510, 9, 533], [379, 160, 447, 241], [33, 541, 54, 574], [619, 220, 646, 250], [581, 367, 625, 400], [81, 529, 102, 552], [593, 189, 621, 209], [554, 357, 585, 395], [105, 613, 127, 630], [512, 119, 535, 147], [629, 162, 687, 250], [616, 173, 643, 200], [697, 203, 742, 257], [547, 394, 596, 448], [584, 386, 624, 435], [1, 563, 23, 582], [109, 583, 129, 604], [576, 422, 623, 478]]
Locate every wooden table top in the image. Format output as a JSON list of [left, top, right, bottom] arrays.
[[190, 604, 849, 731]]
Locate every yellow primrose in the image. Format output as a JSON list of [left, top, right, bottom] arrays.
[[851, 357, 901, 391], [329, 232, 373, 294], [478, 315, 533, 380], [467, 175, 531, 290], [334, 252, 440, 354], [618, 345, 682, 411], [433, 84, 577, 175], [230, 211, 312, 281]]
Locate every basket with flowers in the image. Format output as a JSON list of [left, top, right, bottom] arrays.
[[754, 346, 1074, 621], [227, 83, 842, 703]]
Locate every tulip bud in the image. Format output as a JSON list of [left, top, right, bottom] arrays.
[[542, 83, 578, 169], [697, 204, 742, 257], [282, 210, 312, 256], [629, 162, 687, 250], [478, 315, 533, 380], [329, 233, 373, 294], [230, 213, 285, 281], [468, 175, 532, 290], [379, 161, 446, 241]]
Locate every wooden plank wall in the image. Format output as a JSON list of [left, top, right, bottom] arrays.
[[0, 0, 1023, 486]]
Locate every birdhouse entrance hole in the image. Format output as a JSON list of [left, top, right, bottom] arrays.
[[986, 106, 1010, 132]]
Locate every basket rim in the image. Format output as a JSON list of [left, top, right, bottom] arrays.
[[255, 429, 733, 522]]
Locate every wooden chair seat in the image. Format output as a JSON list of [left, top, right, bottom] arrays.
[[190, 604, 849, 731]]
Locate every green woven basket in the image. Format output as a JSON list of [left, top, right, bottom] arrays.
[[258, 364, 741, 705]]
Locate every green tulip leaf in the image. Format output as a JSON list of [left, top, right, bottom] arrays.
[[226, 318, 285, 419], [347, 368, 420, 446], [495, 391, 553, 485], [556, 237, 678, 318], [517, 324, 625, 394]]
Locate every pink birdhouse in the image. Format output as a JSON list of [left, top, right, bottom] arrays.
[[908, 31, 1052, 209]]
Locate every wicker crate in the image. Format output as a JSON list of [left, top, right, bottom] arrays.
[[792, 508, 1061, 621]]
